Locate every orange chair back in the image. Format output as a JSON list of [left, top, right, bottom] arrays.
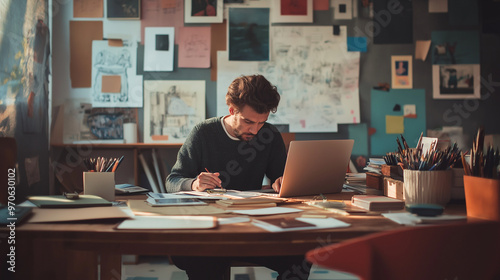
[[306, 221, 500, 280]]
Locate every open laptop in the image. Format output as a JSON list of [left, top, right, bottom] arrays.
[[273, 139, 354, 198]]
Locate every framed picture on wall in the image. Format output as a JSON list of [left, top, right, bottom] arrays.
[[107, 0, 141, 20], [432, 64, 480, 99], [143, 80, 206, 144], [185, 0, 224, 23], [391, 55, 413, 89], [271, 0, 313, 23]]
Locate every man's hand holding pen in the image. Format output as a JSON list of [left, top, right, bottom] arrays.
[[191, 168, 223, 192]]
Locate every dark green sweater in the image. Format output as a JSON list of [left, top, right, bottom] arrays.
[[165, 117, 287, 192]]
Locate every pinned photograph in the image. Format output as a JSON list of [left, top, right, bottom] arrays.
[[432, 64, 480, 99], [185, 0, 223, 23], [391, 55, 413, 89]]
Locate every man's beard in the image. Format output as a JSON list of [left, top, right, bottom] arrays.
[[234, 129, 255, 141]]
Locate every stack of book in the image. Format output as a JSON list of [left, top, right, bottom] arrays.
[[363, 158, 385, 190], [351, 195, 405, 211], [363, 158, 385, 174]]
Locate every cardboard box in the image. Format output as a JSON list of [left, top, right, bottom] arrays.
[[384, 177, 404, 200]]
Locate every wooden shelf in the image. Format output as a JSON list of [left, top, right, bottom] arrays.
[[50, 143, 182, 149], [50, 143, 182, 187]]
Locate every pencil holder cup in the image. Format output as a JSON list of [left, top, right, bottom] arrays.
[[403, 169, 452, 206], [463, 175, 500, 221], [83, 172, 115, 202]]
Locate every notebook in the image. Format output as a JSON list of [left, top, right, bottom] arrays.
[[275, 139, 354, 198]]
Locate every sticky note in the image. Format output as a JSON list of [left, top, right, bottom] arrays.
[[386, 115, 404, 134], [347, 37, 367, 52], [101, 75, 121, 93]]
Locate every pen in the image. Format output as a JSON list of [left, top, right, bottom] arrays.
[[204, 168, 225, 191], [112, 156, 124, 172]]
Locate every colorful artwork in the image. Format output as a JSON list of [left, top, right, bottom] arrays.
[[228, 7, 270, 61], [144, 80, 206, 144]]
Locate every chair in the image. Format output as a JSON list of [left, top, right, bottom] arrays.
[[306, 221, 500, 280], [0, 137, 17, 205]]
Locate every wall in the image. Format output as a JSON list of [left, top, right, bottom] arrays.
[[51, 0, 500, 184]]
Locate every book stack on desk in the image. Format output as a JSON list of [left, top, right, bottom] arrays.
[[351, 195, 405, 211], [363, 158, 385, 190]]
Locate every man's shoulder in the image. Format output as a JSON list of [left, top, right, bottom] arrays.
[[196, 117, 221, 128], [192, 117, 223, 134]]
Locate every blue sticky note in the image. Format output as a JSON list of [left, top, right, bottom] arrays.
[[348, 37, 367, 52]]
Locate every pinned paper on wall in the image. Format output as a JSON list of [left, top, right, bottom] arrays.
[[178, 26, 211, 68], [348, 37, 367, 52], [144, 27, 175, 71], [415, 40, 431, 61], [429, 0, 448, 13], [91, 41, 143, 108], [386, 116, 404, 134], [73, 0, 103, 18], [404, 104, 417, 118], [313, 0, 330, 11], [271, 0, 313, 23], [391, 55, 413, 89], [332, 0, 353, 20], [69, 21, 103, 88], [370, 89, 426, 156]]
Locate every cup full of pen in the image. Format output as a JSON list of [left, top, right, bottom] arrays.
[[462, 127, 500, 221], [82, 156, 124, 202], [389, 133, 461, 206]]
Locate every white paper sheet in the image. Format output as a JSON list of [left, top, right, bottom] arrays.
[[116, 215, 216, 229], [252, 217, 351, 232], [231, 207, 303, 216], [144, 27, 175, 71]]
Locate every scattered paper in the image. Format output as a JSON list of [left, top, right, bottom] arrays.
[[252, 217, 350, 232], [382, 212, 467, 226], [231, 207, 303, 216], [116, 215, 216, 229]]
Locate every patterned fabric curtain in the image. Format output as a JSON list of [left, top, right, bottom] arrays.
[[0, 0, 50, 201]]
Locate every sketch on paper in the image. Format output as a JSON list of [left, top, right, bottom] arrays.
[[144, 80, 205, 143], [217, 26, 360, 133], [91, 41, 143, 108], [178, 26, 211, 68]]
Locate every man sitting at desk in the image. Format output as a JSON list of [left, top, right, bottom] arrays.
[[166, 74, 311, 280]]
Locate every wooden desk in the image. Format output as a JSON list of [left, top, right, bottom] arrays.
[[5, 196, 467, 280]]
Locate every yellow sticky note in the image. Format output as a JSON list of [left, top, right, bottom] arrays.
[[386, 115, 404, 134]]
